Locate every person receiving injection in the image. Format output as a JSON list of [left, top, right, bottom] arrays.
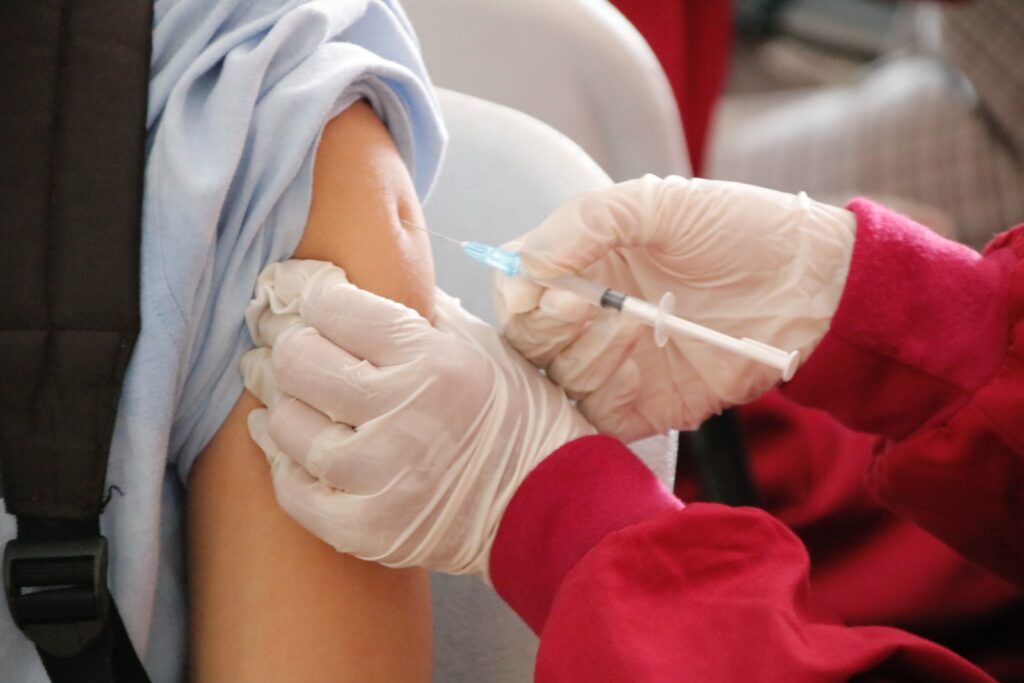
[[241, 176, 1023, 680]]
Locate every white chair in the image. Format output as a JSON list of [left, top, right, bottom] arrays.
[[426, 89, 607, 322], [403, 0, 690, 181], [425, 87, 676, 682]]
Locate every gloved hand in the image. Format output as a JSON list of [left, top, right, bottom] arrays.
[[495, 175, 856, 441], [241, 260, 595, 578]]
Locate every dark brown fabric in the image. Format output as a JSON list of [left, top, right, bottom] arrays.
[[0, 0, 148, 519], [0, 2, 152, 679]]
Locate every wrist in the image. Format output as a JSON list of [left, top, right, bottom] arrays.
[[788, 198, 857, 364], [784, 199, 1017, 439], [489, 434, 683, 633]]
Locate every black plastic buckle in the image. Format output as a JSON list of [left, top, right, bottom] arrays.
[[3, 536, 110, 657]]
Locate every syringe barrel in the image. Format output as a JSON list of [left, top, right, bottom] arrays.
[[620, 297, 800, 379], [525, 270, 802, 380]]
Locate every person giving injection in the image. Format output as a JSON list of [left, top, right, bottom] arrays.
[[241, 177, 1023, 681]]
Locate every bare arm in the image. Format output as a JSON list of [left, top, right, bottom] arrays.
[[187, 101, 435, 682]]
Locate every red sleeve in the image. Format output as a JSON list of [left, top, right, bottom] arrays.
[[607, 0, 731, 174], [782, 200, 1024, 586], [490, 435, 993, 682]]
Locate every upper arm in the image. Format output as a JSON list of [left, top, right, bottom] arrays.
[[296, 101, 435, 318], [187, 101, 436, 682]]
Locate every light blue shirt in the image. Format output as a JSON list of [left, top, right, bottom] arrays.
[[0, 1, 445, 679]]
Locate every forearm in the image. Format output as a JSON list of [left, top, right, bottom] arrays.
[[782, 201, 1024, 585], [188, 101, 435, 681], [491, 437, 992, 681], [294, 102, 435, 319]]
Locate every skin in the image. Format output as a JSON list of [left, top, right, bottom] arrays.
[[187, 101, 435, 682]]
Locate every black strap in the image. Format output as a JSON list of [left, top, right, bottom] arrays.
[[39, 600, 148, 683], [678, 409, 759, 507], [5, 519, 149, 681], [0, 1, 152, 680]]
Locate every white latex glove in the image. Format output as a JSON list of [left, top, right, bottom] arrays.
[[240, 260, 595, 578], [495, 175, 856, 441]]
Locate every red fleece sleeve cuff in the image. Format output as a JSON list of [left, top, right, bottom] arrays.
[[783, 199, 1017, 440], [489, 435, 683, 634]]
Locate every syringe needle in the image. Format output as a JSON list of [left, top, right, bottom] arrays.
[[401, 219, 464, 247]]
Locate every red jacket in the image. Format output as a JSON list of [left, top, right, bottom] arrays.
[[489, 200, 1024, 681], [730, 392, 1023, 680]]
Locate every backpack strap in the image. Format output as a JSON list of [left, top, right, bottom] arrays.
[[0, 2, 152, 680]]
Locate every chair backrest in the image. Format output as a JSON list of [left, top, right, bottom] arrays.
[[425, 87, 676, 682], [404, 0, 690, 181], [426, 88, 610, 323]]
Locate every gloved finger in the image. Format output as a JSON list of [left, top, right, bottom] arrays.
[[576, 359, 657, 443], [492, 236, 597, 323], [267, 396, 405, 494], [492, 240, 544, 322], [546, 312, 644, 399], [517, 175, 674, 279], [300, 279, 437, 367], [498, 283, 598, 364], [271, 325, 409, 427], [494, 265, 601, 321], [241, 347, 277, 406], [502, 307, 591, 369], [493, 272, 545, 323], [537, 286, 595, 323], [246, 260, 343, 346], [430, 287, 490, 335], [251, 309, 303, 350], [266, 450, 375, 558], [268, 444, 413, 565], [247, 407, 285, 466]]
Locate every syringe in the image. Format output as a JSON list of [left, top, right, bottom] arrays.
[[410, 223, 800, 380]]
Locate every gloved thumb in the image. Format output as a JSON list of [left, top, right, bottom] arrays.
[[241, 346, 278, 406], [517, 175, 675, 280], [300, 277, 438, 367]]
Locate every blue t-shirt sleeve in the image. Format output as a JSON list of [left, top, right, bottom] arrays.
[[140, 0, 446, 483]]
